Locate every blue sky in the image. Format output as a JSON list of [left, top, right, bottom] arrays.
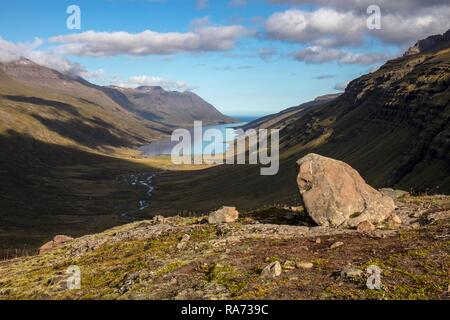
[[1, 0, 449, 116]]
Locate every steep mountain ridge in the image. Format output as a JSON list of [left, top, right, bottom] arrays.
[[243, 93, 341, 131], [404, 29, 450, 56], [272, 41, 450, 192], [148, 31, 450, 216]]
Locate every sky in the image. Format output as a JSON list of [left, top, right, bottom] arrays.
[[0, 0, 449, 117]]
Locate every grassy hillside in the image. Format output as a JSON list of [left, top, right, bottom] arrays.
[[1, 195, 448, 300], [113, 86, 236, 128], [148, 47, 449, 216], [0, 62, 167, 257], [0, 59, 231, 256]]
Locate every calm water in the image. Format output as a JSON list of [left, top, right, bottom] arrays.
[[139, 122, 249, 156]]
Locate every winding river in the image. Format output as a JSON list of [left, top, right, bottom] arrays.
[[120, 173, 155, 221]]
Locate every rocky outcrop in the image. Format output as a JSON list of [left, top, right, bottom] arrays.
[[404, 29, 450, 56], [261, 261, 282, 278], [208, 207, 240, 224], [379, 188, 410, 200], [297, 154, 396, 227], [2, 194, 449, 300], [39, 235, 74, 254]]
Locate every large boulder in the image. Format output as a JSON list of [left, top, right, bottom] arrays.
[[297, 154, 395, 227], [208, 206, 239, 224]]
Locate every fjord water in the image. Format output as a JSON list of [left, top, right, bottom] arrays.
[[139, 121, 250, 157]]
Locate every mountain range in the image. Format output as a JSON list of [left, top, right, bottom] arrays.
[[0, 58, 232, 255], [0, 30, 449, 256], [0, 58, 233, 148]]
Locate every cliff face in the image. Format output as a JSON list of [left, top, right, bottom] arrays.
[[144, 32, 450, 219], [280, 38, 450, 192], [404, 29, 450, 56]]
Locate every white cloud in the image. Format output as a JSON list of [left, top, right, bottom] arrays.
[[117, 75, 197, 92], [267, 0, 449, 14], [0, 36, 88, 76], [266, 9, 365, 47], [264, 4, 450, 64], [266, 6, 450, 47], [80, 69, 104, 79], [293, 46, 391, 65], [334, 81, 349, 91], [50, 25, 254, 57], [370, 6, 450, 45]]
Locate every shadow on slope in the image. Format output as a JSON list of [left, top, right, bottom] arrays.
[[2, 95, 81, 116], [0, 130, 156, 258]]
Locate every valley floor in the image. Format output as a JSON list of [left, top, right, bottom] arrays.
[[0, 195, 449, 300]]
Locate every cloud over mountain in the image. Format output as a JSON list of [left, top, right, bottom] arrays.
[[293, 46, 391, 65], [267, 0, 449, 13], [0, 36, 91, 76], [116, 75, 197, 92], [263, 2, 450, 64]]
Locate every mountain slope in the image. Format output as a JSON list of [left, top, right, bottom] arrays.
[[0, 58, 165, 149], [0, 57, 236, 256], [112, 85, 235, 127], [1, 195, 449, 300], [404, 29, 450, 56], [149, 30, 450, 216], [243, 93, 341, 131], [258, 30, 450, 193]]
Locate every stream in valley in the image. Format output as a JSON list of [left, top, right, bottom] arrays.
[[120, 119, 255, 220], [120, 173, 155, 221]]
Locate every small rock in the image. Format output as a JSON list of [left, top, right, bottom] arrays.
[[176, 234, 190, 250], [296, 262, 314, 269], [357, 221, 376, 233], [208, 206, 239, 224], [315, 238, 322, 244], [379, 188, 410, 200], [389, 213, 402, 224], [261, 261, 282, 278], [329, 241, 344, 249], [283, 260, 296, 270], [341, 266, 363, 279]]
